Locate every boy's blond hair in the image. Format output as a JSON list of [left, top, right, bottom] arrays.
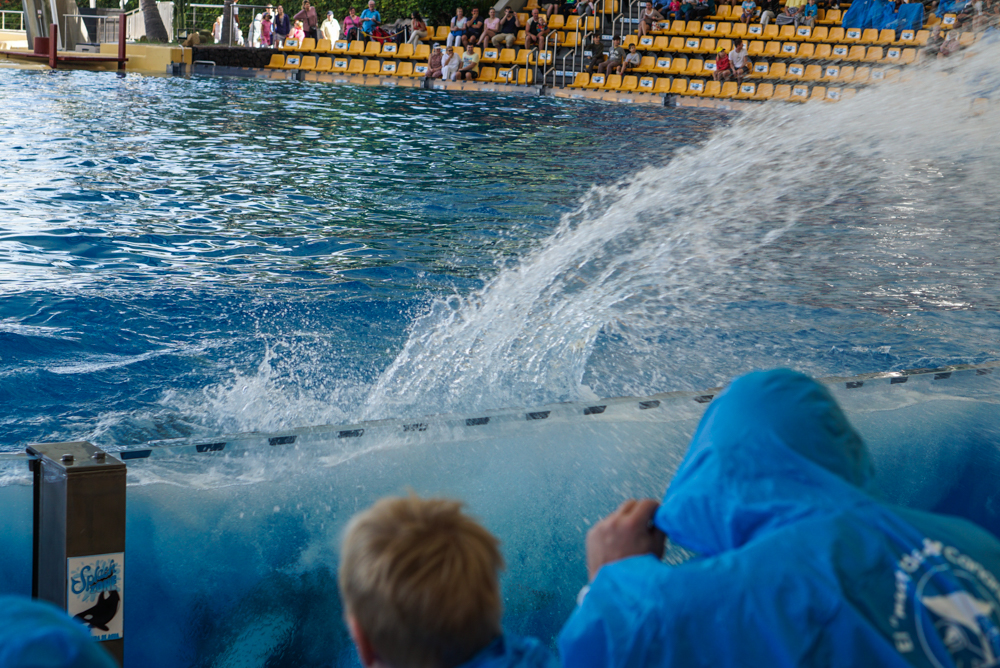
[[339, 495, 504, 668]]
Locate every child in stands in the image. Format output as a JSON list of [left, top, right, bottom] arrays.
[[339, 494, 558, 668]]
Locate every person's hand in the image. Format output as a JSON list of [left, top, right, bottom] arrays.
[[585, 498, 665, 581]]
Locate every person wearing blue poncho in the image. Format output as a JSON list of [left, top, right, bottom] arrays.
[[559, 369, 1000, 667], [0, 595, 118, 668]]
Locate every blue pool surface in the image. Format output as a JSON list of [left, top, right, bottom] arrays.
[[1, 57, 1000, 667]]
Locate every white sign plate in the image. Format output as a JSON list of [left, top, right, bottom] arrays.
[[67, 552, 124, 641]]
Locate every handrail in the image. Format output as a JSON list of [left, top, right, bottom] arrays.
[[540, 30, 557, 87], [1, 9, 25, 32]]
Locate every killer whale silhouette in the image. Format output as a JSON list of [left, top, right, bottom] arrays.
[[74, 590, 120, 632]]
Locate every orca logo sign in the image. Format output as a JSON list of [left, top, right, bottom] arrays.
[[67, 553, 124, 641]]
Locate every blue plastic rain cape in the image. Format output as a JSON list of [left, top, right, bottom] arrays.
[[558, 369, 1000, 668], [460, 634, 559, 668], [0, 595, 118, 668]]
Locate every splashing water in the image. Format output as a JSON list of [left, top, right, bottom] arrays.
[[362, 45, 1000, 420]]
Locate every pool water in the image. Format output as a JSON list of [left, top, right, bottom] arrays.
[[2, 47, 1000, 667]]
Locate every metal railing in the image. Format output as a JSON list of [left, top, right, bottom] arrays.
[[1, 9, 24, 31], [62, 13, 121, 44]]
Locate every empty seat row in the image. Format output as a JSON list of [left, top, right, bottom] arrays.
[[264, 54, 536, 84], [566, 72, 853, 101], [642, 21, 930, 46], [622, 54, 903, 82]]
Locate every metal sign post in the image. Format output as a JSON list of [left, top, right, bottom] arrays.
[[27, 441, 126, 666]]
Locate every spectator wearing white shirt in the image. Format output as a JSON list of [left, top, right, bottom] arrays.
[[729, 37, 749, 83]]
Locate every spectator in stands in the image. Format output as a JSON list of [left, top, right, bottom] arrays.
[[360, 0, 381, 38], [441, 45, 461, 79], [294, 0, 318, 40], [678, 0, 695, 20], [739, 0, 757, 22], [289, 19, 305, 41], [407, 11, 427, 44], [727, 37, 748, 82], [339, 495, 558, 668], [577, 0, 597, 15], [597, 35, 625, 73], [427, 43, 444, 77], [0, 595, 119, 668], [464, 8, 483, 46], [248, 12, 263, 46], [638, 1, 665, 35], [775, 4, 800, 24], [712, 45, 731, 79], [478, 8, 500, 46], [525, 9, 551, 48], [619, 42, 641, 74], [759, 0, 780, 23], [801, 0, 819, 25], [212, 15, 223, 43], [321, 10, 340, 41], [692, 0, 717, 19], [455, 44, 481, 79], [261, 12, 272, 45], [938, 30, 960, 56], [448, 7, 467, 47], [272, 5, 290, 46], [663, 0, 681, 18], [343, 7, 362, 40], [492, 7, 520, 47], [559, 368, 1000, 668], [585, 32, 605, 72]]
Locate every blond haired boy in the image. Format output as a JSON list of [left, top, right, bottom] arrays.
[[339, 495, 558, 668]]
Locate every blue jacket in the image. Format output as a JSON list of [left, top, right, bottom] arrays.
[[559, 369, 1000, 668], [0, 595, 118, 668], [461, 634, 558, 668]]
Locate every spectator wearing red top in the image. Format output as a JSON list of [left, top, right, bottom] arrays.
[[294, 0, 318, 40], [712, 46, 731, 80]]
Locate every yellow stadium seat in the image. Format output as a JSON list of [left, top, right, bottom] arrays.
[[380, 42, 399, 57], [700, 21, 718, 36], [794, 25, 812, 40], [704, 58, 718, 74], [844, 28, 862, 43], [682, 37, 701, 52], [315, 56, 332, 72], [941, 12, 957, 26], [283, 54, 302, 69], [764, 41, 782, 57], [638, 35, 656, 50], [713, 5, 732, 19], [300, 38, 316, 51], [315, 39, 332, 53], [809, 85, 827, 101], [797, 43, 815, 58], [396, 61, 414, 76], [821, 64, 840, 81], [347, 58, 365, 74], [716, 22, 733, 37], [481, 48, 499, 64], [535, 49, 553, 66], [393, 43, 412, 59], [913, 30, 930, 46], [863, 46, 883, 61], [823, 86, 843, 101], [670, 77, 688, 94], [666, 36, 685, 52], [786, 63, 805, 79], [779, 42, 798, 57], [772, 84, 791, 100], [413, 62, 429, 77], [751, 82, 774, 99], [684, 59, 704, 76], [562, 31, 579, 47], [778, 25, 796, 41], [810, 26, 829, 42], [515, 30, 526, 45], [881, 47, 901, 63], [803, 64, 822, 81], [748, 40, 766, 57], [585, 72, 607, 88], [720, 81, 738, 97], [638, 75, 656, 91], [331, 57, 349, 72], [832, 44, 849, 58], [814, 43, 832, 58], [837, 64, 855, 82], [623, 34, 639, 49], [635, 55, 657, 72], [900, 48, 916, 64], [348, 40, 365, 56], [762, 24, 779, 40], [749, 61, 768, 78], [281, 37, 302, 51], [568, 72, 590, 87], [604, 73, 623, 89], [413, 44, 430, 60], [895, 29, 915, 45], [768, 61, 787, 78], [703, 80, 722, 97], [853, 66, 870, 83], [299, 55, 317, 70], [477, 66, 496, 81], [666, 20, 686, 35], [747, 24, 764, 38], [686, 21, 702, 34], [860, 28, 879, 44], [822, 9, 841, 23], [735, 81, 756, 98], [432, 26, 450, 41], [265, 54, 285, 68], [700, 38, 717, 54], [667, 56, 687, 74], [514, 49, 531, 67], [654, 56, 672, 73], [498, 48, 516, 64], [548, 14, 565, 29], [582, 16, 600, 31], [686, 79, 706, 95], [377, 60, 396, 75], [331, 40, 349, 54], [653, 76, 672, 93], [828, 27, 845, 42], [876, 29, 895, 45], [564, 15, 580, 31], [517, 69, 534, 85], [362, 59, 381, 75], [846, 45, 866, 61], [730, 23, 748, 38]]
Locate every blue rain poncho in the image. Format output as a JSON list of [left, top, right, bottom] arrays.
[[0, 595, 118, 668], [559, 369, 1000, 667], [460, 634, 558, 668]]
